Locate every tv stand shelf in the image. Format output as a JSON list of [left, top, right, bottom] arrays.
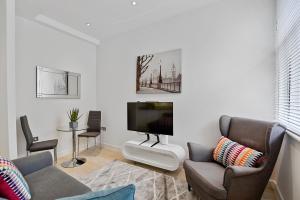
[[122, 140, 186, 171]]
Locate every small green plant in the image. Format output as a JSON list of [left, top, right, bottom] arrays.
[[67, 108, 83, 122]]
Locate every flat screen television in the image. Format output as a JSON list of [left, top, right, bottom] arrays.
[[127, 102, 173, 136]]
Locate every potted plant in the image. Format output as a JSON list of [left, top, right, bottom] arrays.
[[68, 108, 82, 129]]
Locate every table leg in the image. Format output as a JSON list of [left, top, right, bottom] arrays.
[[61, 129, 86, 168], [74, 129, 86, 165], [73, 129, 76, 159]]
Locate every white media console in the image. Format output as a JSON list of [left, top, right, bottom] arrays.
[[122, 139, 186, 171]]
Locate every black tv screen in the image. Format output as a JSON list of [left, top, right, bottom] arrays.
[[127, 102, 173, 135]]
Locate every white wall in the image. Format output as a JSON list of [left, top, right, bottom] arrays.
[[0, 0, 8, 157], [96, 0, 276, 149], [16, 17, 97, 157], [0, 0, 17, 159], [274, 134, 300, 200]]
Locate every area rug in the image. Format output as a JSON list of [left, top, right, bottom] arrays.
[[77, 160, 198, 200]]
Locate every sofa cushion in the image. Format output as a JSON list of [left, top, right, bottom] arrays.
[[25, 166, 90, 200], [183, 160, 226, 200], [213, 136, 263, 167], [0, 156, 31, 200], [57, 184, 135, 200]]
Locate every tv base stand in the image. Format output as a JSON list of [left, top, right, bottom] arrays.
[[122, 139, 186, 171], [139, 134, 150, 145], [151, 135, 160, 147]]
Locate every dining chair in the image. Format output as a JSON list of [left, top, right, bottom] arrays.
[[77, 111, 101, 154], [20, 115, 58, 163]]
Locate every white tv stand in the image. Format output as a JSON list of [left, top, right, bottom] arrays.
[[122, 139, 186, 171]]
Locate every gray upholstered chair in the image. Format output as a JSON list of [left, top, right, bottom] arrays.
[[20, 116, 58, 162], [77, 111, 101, 154], [183, 115, 286, 200]]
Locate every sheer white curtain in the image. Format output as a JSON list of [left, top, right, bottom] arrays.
[[277, 0, 300, 135]]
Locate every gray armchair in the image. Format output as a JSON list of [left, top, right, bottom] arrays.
[[183, 115, 286, 200]]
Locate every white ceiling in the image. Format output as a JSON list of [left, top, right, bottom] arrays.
[[16, 0, 217, 42]]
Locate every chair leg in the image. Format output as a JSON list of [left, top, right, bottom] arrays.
[[86, 138, 88, 149], [99, 134, 102, 149], [188, 184, 192, 192], [54, 147, 57, 164], [26, 151, 29, 157], [77, 137, 80, 155], [94, 137, 96, 147]]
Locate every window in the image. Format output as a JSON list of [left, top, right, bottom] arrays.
[[276, 0, 300, 135]]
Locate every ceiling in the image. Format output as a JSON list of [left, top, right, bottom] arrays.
[[16, 0, 217, 42]]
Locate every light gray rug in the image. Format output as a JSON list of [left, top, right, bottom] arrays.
[[78, 160, 198, 200]]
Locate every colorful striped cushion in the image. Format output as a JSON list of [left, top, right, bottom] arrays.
[[0, 156, 31, 200], [213, 136, 263, 167]]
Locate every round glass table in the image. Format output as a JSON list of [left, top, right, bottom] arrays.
[[57, 127, 87, 168]]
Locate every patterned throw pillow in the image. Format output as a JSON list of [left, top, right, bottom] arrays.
[[0, 156, 31, 200], [213, 136, 263, 167]]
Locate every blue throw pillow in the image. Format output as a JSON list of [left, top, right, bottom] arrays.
[[56, 184, 135, 200]]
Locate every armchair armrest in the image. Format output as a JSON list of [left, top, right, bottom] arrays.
[[187, 142, 214, 162], [12, 151, 53, 176], [223, 165, 264, 190]]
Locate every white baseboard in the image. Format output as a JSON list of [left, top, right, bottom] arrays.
[[269, 179, 284, 200], [57, 148, 72, 157], [57, 142, 121, 157], [102, 142, 121, 150]]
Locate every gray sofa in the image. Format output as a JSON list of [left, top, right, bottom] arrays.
[[12, 152, 91, 200]]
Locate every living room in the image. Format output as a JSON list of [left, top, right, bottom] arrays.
[[0, 0, 299, 199]]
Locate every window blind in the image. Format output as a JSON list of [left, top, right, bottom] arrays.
[[277, 0, 300, 135]]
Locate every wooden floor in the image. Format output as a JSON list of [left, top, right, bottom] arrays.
[[57, 145, 278, 200]]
